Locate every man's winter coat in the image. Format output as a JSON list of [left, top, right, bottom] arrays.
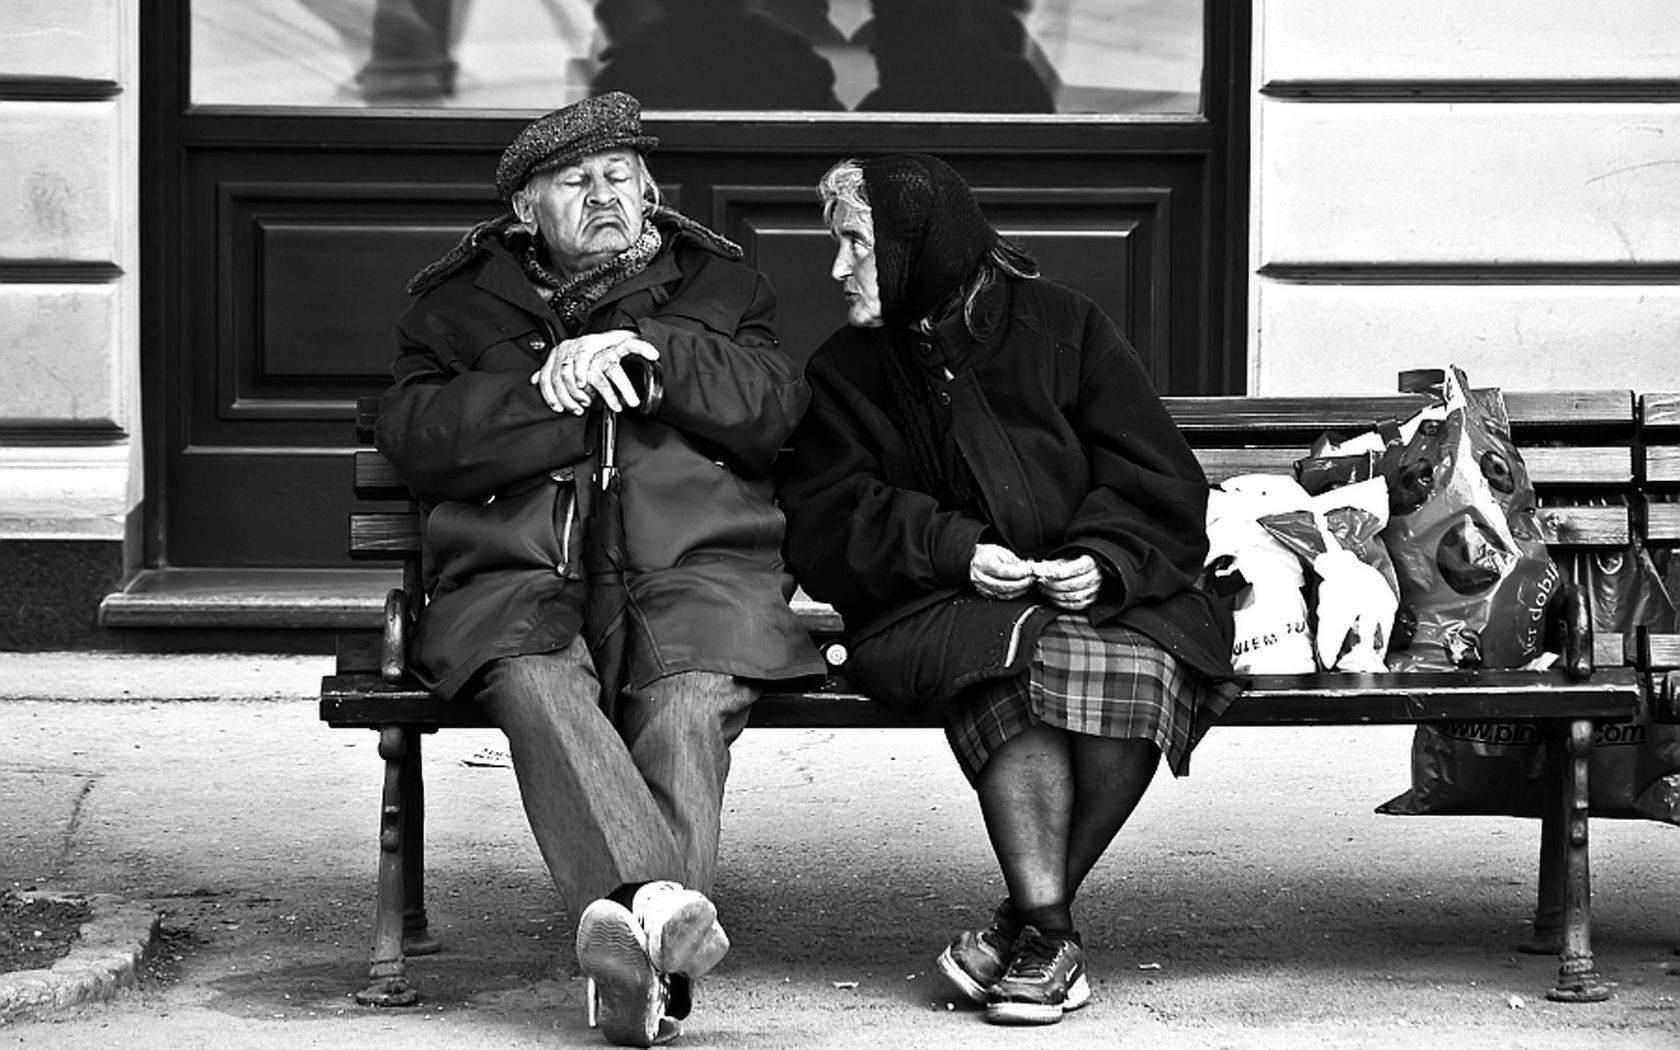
[[378, 220, 823, 699], [778, 277, 1234, 718]]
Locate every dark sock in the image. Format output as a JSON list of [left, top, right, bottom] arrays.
[[996, 898, 1022, 940], [1015, 902, 1073, 936], [608, 882, 647, 911]]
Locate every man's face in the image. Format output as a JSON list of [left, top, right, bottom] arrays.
[[828, 203, 883, 329], [514, 147, 647, 274]]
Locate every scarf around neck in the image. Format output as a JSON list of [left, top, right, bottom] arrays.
[[404, 204, 744, 308], [519, 221, 663, 334]]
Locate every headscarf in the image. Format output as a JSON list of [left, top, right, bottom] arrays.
[[858, 153, 999, 329], [857, 154, 1001, 509]]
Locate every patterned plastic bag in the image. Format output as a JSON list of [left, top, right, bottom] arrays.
[[1379, 541, 1680, 824]]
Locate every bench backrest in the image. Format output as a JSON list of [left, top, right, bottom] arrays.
[[347, 389, 1669, 676]]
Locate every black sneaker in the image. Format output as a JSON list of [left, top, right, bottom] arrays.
[[984, 925, 1091, 1025], [935, 899, 1018, 1004]]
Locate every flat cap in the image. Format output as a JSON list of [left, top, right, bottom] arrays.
[[495, 91, 659, 201]]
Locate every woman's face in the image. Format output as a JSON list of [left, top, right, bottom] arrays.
[[827, 203, 883, 329]]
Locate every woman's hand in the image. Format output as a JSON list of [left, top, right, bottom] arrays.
[[970, 543, 1035, 600], [531, 330, 660, 415], [1033, 554, 1102, 611]]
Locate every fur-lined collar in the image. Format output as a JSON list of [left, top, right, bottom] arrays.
[[406, 205, 743, 297]]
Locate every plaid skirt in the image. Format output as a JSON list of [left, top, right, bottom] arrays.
[[944, 615, 1238, 785]]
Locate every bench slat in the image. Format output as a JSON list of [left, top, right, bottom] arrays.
[[1646, 446, 1680, 485], [354, 444, 1630, 502], [350, 512, 420, 558], [1643, 502, 1680, 546], [1518, 447, 1633, 486], [1220, 668, 1639, 724], [322, 667, 1640, 732], [354, 450, 411, 502], [1165, 390, 1633, 434], [1643, 632, 1680, 671], [1197, 446, 1630, 487], [1641, 392, 1680, 430], [1534, 504, 1630, 547]]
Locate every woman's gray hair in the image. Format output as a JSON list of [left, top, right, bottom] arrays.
[[817, 159, 870, 227]]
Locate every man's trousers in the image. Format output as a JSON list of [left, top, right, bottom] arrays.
[[477, 635, 758, 918]]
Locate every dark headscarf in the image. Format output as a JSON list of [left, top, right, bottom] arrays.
[[858, 154, 1001, 510], [858, 154, 998, 329]]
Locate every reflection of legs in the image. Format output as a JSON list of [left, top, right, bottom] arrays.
[[615, 672, 758, 896], [476, 637, 683, 918]]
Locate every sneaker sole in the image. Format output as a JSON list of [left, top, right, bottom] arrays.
[[985, 973, 1091, 1026], [649, 897, 729, 979], [576, 904, 663, 1047], [934, 946, 993, 1006]]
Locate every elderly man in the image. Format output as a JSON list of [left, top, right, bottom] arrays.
[[376, 92, 821, 1046]]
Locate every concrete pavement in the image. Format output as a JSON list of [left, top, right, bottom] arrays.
[[0, 652, 1676, 1048]]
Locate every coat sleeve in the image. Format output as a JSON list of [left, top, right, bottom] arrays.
[[1057, 305, 1211, 608], [633, 256, 809, 479], [376, 303, 590, 505], [778, 341, 987, 617]]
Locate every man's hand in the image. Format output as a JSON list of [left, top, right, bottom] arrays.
[[1032, 554, 1102, 611], [970, 543, 1035, 601], [531, 330, 660, 415]]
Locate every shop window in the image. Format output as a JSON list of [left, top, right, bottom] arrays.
[[191, 0, 1203, 114]]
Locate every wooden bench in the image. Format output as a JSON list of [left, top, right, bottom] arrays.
[[321, 390, 1648, 1008]]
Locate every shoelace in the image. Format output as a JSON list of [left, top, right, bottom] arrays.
[[1004, 930, 1064, 980]]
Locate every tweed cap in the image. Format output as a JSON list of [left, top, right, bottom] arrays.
[[495, 92, 659, 201]]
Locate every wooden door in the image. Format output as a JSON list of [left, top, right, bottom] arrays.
[[139, 0, 1249, 576]]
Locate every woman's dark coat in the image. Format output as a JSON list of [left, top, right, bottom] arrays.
[[377, 222, 823, 699], [778, 277, 1233, 717]]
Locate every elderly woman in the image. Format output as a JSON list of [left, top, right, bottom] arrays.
[[778, 155, 1237, 1026]]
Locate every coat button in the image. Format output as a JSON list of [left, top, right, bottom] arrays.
[[937, 391, 952, 406]]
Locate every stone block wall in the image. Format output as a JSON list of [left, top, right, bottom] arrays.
[[0, 1, 138, 647], [1250, 0, 1680, 394]]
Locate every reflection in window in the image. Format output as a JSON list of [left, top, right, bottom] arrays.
[[191, 1, 1202, 115]]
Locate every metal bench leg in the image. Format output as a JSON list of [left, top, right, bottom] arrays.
[[1521, 739, 1566, 954], [1546, 718, 1609, 1002], [401, 731, 440, 956], [356, 726, 422, 1006]]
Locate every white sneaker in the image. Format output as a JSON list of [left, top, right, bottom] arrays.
[[630, 881, 730, 979], [576, 899, 668, 1047]]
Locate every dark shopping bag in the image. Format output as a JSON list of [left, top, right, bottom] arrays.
[[1380, 540, 1680, 824], [1378, 367, 1561, 671]]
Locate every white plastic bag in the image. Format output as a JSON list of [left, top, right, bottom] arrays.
[[1258, 477, 1400, 672], [1205, 475, 1316, 673]]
